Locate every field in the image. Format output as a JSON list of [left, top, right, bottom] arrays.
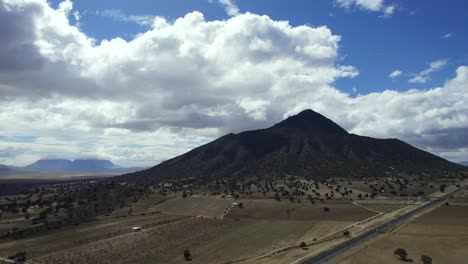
[[225, 199, 377, 221], [334, 205, 468, 264], [0, 195, 365, 263], [148, 196, 232, 217], [0, 213, 188, 260], [26, 217, 352, 264], [356, 203, 408, 213]]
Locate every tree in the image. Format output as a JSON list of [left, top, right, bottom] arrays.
[[274, 193, 281, 201], [300, 241, 307, 248], [343, 231, 350, 236], [14, 251, 26, 263], [323, 207, 330, 212], [439, 184, 447, 193], [394, 248, 408, 261], [184, 249, 192, 261], [238, 202, 243, 208], [421, 255, 432, 264]]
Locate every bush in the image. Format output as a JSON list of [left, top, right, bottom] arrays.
[[184, 249, 192, 261], [421, 255, 432, 264], [300, 241, 307, 248], [10, 251, 27, 263], [394, 248, 408, 260]]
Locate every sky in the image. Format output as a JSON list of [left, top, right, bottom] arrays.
[[0, 0, 467, 167]]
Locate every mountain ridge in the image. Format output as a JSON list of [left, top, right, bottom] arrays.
[[120, 109, 465, 183], [0, 159, 146, 177]]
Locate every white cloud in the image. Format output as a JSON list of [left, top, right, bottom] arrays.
[[409, 59, 448, 84], [336, 0, 396, 16], [0, 0, 467, 166], [217, 0, 240, 17], [389, 69, 402, 79], [72, 11, 80, 27], [442, 32, 454, 39], [100, 9, 156, 26]]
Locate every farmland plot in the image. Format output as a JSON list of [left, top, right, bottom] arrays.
[[225, 199, 377, 221]]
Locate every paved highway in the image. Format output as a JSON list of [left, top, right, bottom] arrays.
[[301, 186, 466, 264]]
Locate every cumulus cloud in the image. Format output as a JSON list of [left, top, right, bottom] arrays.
[[0, 0, 467, 166], [336, 0, 396, 16], [389, 69, 402, 79], [409, 59, 448, 84]]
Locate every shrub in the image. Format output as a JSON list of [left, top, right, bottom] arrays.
[[183, 249, 192, 261], [394, 248, 408, 260], [421, 255, 432, 264]]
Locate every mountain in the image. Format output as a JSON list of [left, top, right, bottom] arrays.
[[121, 109, 465, 183], [24, 159, 121, 173], [0, 159, 146, 177], [25, 159, 73, 172], [460, 161, 468, 167], [66, 159, 120, 172], [0, 164, 13, 175]]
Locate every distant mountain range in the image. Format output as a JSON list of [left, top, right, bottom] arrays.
[[121, 109, 465, 183], [460, 161, 468, 167], [0, 159, 146, 177]]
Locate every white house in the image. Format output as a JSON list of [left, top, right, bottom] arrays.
[[132, 227, 142, 232]]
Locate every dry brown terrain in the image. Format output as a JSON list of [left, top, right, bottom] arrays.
[[334, 205, 468, 264], [149, 196, 232, 217], [27, 217, 351, 264], [225, 199, 377, 222], [0, 213, 188, 260]]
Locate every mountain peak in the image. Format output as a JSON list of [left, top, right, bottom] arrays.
[[272, 109, 348, 134]]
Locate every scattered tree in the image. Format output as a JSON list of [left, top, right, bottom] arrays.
[[300, 241, 307, 249], [394, 248, 408, 261], [343, 230, 350, 236], [238, 202, 243, 208], [439, 184, 447, 193], [323, 207, 330, 212], [420, 255, 432, 264], [12, 251, 26, 263], [184, 249, 192, 261]]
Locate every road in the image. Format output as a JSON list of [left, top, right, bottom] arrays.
[[301, 185, 466, 264]]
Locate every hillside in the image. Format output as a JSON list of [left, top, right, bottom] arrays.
[[120, 110, 464, 183]]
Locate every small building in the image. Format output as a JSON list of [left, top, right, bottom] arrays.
[[132, 227, 142, 232], [232, 202, 239, 207]]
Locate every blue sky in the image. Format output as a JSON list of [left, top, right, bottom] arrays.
[[0, 0, 467, 166], [49, 0, 468, 95]]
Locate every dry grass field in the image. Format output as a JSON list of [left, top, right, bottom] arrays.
[[225, 199, 377, 221], [27, 217, 352, 264], [31, 218, 234, 264], [335, 205, 468, 264], [357, 203, 408, 213], [190, 220, 352, 263], [0, 213, 188, 260], [149, 196, 232, 217]]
